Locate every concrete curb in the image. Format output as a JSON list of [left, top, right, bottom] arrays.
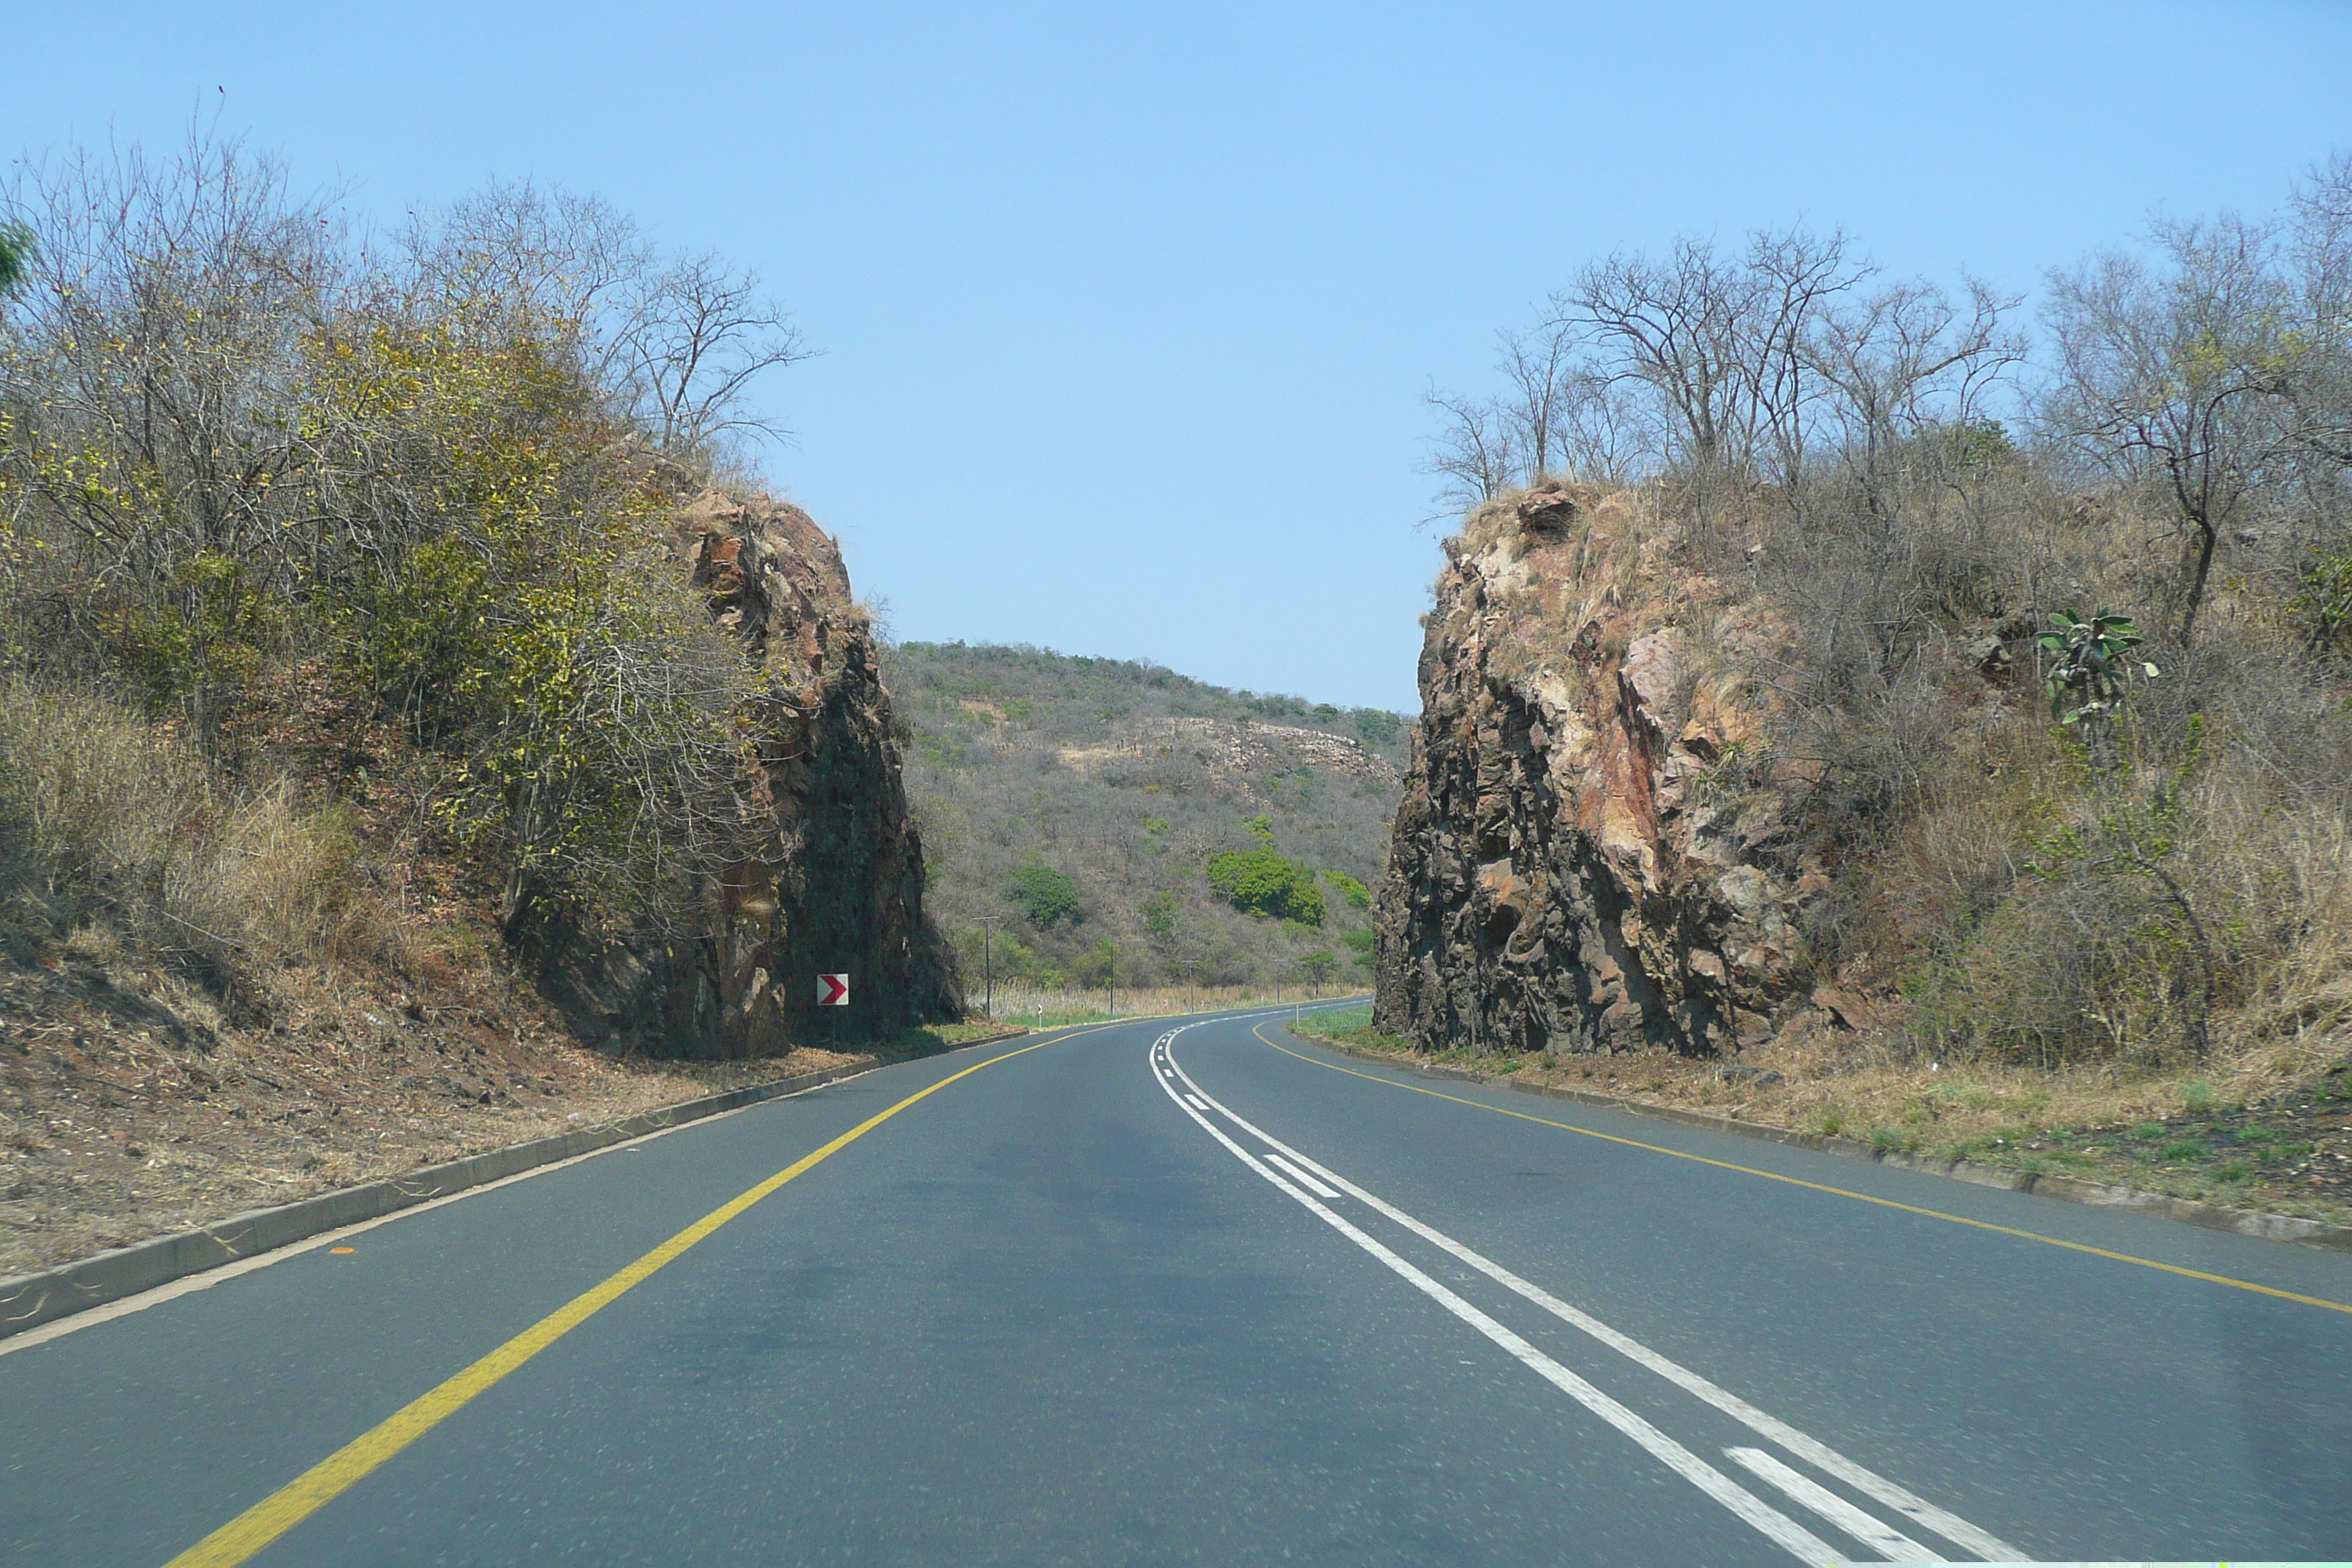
[[0, 1028, 1032, 1342], [1293, 1030, 2352, 1256]]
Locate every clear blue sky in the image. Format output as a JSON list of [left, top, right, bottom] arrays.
[[10, 2, 2350, 711]]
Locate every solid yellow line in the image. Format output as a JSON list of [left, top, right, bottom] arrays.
[[163, 1026, 1107, 1568], [1254, 1024, 2352, 1318]]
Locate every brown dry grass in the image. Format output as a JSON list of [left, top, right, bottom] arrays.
[[1295, 1004, 2352, 1226]]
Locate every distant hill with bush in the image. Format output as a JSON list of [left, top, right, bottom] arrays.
[[883, 641, 1406, 997]]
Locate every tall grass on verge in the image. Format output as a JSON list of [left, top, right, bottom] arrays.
[[0, 679, 384, 979]]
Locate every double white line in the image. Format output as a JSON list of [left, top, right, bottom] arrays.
[[1147, 1025, 2025, 1567]]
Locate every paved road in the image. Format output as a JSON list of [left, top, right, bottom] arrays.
[[4, 1005, 2350, 1565]]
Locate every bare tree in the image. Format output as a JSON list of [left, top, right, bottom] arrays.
[[1555, 225, 1869, 503], [1804, 274, 2025, 514], [1419, 385, 1516, 518], [1741, 225, 1868, 491], [2043, 214, 2298, 644], [614, 252, 812, 457], [2285, 152, 2352, 472], [1559, 235, 1758, 479], [409, 181, 810, 464]]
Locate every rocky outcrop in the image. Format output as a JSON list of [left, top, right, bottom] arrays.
[[544, 489, 960, 1054], [1055, 717, 1400, 786], [1374, 486, 1820, 1058]]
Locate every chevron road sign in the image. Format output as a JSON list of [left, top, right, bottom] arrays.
[[817, 973, 851, 1007]]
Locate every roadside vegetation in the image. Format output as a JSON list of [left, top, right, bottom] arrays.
[[1292, 1006, 2352, 1226], [1403, 153, 2352, 1223], [0, 129, 829, 1275], [883, 641, 1402, 1010]]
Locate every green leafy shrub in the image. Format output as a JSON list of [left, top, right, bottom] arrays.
[[1071, 941, 1117, 987], [1324, 870, 1371, 909], [1205, 848, 1324, 924], [1004, 862, 1085, 929]]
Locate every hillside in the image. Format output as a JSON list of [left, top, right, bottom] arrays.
[[884, 642, 1408, 999]]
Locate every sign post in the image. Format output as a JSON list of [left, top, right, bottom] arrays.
[[818, 973, 849, 1048]]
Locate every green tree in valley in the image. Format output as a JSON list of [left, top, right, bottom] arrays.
[[1297, 950, 1338, 995], [1003, 862, 1084, 930], [1206, 849, 1324, 924]]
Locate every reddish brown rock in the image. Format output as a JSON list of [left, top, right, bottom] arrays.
[[543, 488, 960, 1055], [1373, 489, 1815, 1057]]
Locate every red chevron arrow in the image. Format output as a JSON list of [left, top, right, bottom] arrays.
[[817, 973, 850, 1007]]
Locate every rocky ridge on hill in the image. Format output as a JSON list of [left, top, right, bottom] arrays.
[[1374, 486, 1832, 1057], [545, 489, 961, 1054]]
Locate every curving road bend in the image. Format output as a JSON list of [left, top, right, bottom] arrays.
[[4, 1005, 2348, 1565]]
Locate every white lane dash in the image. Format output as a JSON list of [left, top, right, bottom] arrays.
[[1183, 1093, 1209, 1110], [1727, 1448, 1945, 1562], [1262, 1151, 1341, 1199]]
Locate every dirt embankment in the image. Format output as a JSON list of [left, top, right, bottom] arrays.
[[0, 939, 897, 1277]]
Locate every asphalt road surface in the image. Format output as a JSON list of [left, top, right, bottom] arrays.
[[5, 1005, 2350, 1566]]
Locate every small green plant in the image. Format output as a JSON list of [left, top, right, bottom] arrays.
[[1243, 813, 1276, 845], [2038, 608, 2157, 770], [2182, 1079, 2214, 1113], [2290, 539, 2352, 652], [2129, 1120, 2166, 1141], [2216, 1160, 2254, 1183], [1323, 870, 1372, 910], [1142, 818, 1168, 836], [0, 222, 34, 299], [1341, 927, 1376, 972], [2235, 1126, 2274, 1145], [1139, 892, 1177, 943], [2158, 1139, 2207, 1162]]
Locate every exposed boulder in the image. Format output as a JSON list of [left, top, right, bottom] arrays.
[[542, 488, 960, 1054], [1373, 487, 1818, 1057]]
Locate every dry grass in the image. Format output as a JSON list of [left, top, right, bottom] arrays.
[[0, 679, 407, 980], [974, 981, 1367, 1029], [1294, 1004, 2352, 1226]]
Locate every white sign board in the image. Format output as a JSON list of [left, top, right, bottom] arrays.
[[817, 973, 851, 1007]]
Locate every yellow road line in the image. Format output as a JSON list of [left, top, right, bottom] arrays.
[[164, 1025, 1107, 1568], [1253, 1024, 2352, 1319]]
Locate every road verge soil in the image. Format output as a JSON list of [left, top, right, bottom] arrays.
[[0, 1025, 1029, 1341], [1287, 1011, 2352, 1255]]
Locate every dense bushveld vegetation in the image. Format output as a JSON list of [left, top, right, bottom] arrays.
[[0, 130, 805, 1000], [883, 641, 1403, 999], [1428, 154, 2352, 1073]]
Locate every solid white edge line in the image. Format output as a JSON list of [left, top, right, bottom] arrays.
[[1729, 1447, 1946, 1563], [1147, 1025, 1842, 1568], [1180, 1044, 2027, 1564], [0, 1068, 862, 1360]]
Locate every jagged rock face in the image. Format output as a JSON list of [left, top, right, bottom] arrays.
[[546, 489, 960, 1055], [1373, 486, 1814, 1058]]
